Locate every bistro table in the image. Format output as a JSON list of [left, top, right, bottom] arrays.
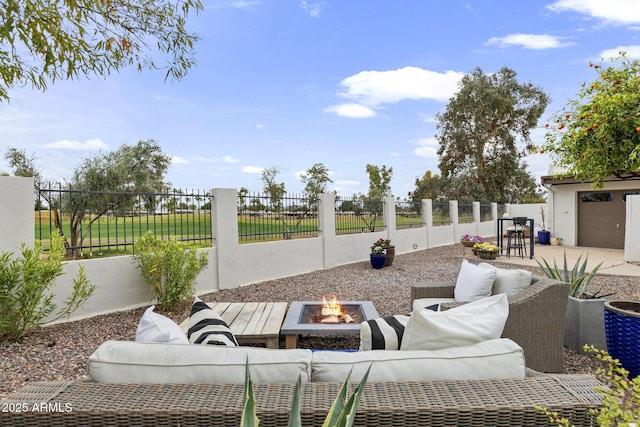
[[496, 217, 534, 259]]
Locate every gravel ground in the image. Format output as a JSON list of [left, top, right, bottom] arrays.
[[2, 243, 639, 398]]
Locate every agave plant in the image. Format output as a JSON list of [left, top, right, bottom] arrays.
[[535, 250, 603, 298], [241, 362, 371, 427]]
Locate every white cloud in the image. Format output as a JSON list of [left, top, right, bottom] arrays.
[[224, 156, 240, 164], [323, 103, 376, 118], [390, 152, 400, 157], [338, 66, 464, 107], [599, 45, 640, 60], [256, 123, 265, 130], [414, 137, 439, 158], [171, 156, 189, 164], [486, 33, 573, 49], [547, 0, 640, 25], [300, 0, 324, 18], [242, 165, 264, 174], [45, 138, 108, 150]]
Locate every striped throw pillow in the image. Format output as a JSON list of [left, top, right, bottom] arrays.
[[188, 299, 239, 347], [359, 315, 410, 350]]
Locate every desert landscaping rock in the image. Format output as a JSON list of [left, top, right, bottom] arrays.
[[2, 243, 638, 397]]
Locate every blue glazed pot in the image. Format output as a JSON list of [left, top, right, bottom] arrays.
[[538, 230, 551, 245], [370, 253, 386, 269], [605, 300, 640, 379]]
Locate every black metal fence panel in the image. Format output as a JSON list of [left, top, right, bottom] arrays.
[[335, 196, 385, 233], [458, 203, 474, 224], [237, 192, 319, 242], [432, 201, 451, 226], [36, 184, 212, 258], [395, 200, 424, 229]]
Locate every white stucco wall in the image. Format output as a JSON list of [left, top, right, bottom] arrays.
[[0, 176, 34, 254]]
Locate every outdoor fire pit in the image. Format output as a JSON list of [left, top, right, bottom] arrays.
[[280, 297, 378, 349]]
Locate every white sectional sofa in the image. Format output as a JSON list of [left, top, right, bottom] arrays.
[[88, 337, 526, 384]]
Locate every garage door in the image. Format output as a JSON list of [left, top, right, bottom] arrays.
[[577, 190, 640, 249]]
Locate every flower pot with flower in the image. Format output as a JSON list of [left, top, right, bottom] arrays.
[[473, 242, 500, 260], [460, 234, 484, 255], [372, 238, 395, 266], [370, 246, 387, 269]]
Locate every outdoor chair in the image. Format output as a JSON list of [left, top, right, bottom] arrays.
[[411, 275, 570, 373], [506, 216, 528, 258]]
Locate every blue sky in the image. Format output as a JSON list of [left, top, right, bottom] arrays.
[[2, 0, 640, 198]]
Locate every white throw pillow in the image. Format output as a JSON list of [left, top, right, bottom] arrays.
[[454, 259, 496, 302], [400, 294, 509, 351], [479, 262, 532, 296], [135, 305, 189, 344]]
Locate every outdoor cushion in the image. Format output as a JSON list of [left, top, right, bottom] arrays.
[[454, 259, 496, 302], [359, 315, 410, 350], [135, 305, 189, 344], [412, 297, 455, 311], [188, 298, 238, 346], [401, 294, 509, 351], [312, 338, 525, 382], [478, 262, 532, 296], [88, 341, 313, 384]]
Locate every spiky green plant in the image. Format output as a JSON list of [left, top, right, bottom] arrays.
[[241, 364, 371, 427], [536, 250, 603, 298]]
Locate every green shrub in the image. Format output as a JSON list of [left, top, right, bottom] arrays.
[[133, 231, 208, 311], [536, 250, 603, 298], [0, 236, 95, 342], [241, 362, 371, 427], [537, 345, 640, 426]]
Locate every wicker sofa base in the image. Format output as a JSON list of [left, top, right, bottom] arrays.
[[1, 375, 602, 427]]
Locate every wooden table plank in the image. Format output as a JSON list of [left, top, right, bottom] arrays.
[[228, 302, 259, 336], [242, 302, 268, 337], [263, 303, 288, 335]]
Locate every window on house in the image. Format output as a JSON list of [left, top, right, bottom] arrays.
[[580, 192, 613, 202]]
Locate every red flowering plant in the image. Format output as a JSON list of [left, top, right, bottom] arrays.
[[372, 238, 392, 248]]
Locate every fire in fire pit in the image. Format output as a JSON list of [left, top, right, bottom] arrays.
[[305, 294, 362, 324]]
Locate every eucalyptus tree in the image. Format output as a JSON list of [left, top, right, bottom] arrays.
[[0, 0, 202, 102], [436, 67, 549, 202]]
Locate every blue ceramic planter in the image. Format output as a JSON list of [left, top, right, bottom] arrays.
[[370, 253, 386, 269]]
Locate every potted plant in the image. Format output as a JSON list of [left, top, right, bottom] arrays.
[[472, 242, 500, 260], [536, 251, 606, 354], [370, 246, 387, 269], [538, 206, 551, 245], [604, 300, 640, 379], [461, 234, 483, 255], [372, 238, 395, 266], [550, 236, 562, 246]]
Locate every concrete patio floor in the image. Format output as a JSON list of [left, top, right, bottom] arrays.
[[494, 243, 640, 277]]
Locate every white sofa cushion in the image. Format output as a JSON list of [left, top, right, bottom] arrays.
[[135, 305, 189, 344], [312, 338, 525, 382], [360, 315, 410, 350], [88, 341, 313, 384], [478, 262, 532, 296], [454, 259, 496, 302], [401, 294, 509, 351]]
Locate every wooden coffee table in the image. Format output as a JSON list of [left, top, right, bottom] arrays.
[[180, 301, 288, 349]]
